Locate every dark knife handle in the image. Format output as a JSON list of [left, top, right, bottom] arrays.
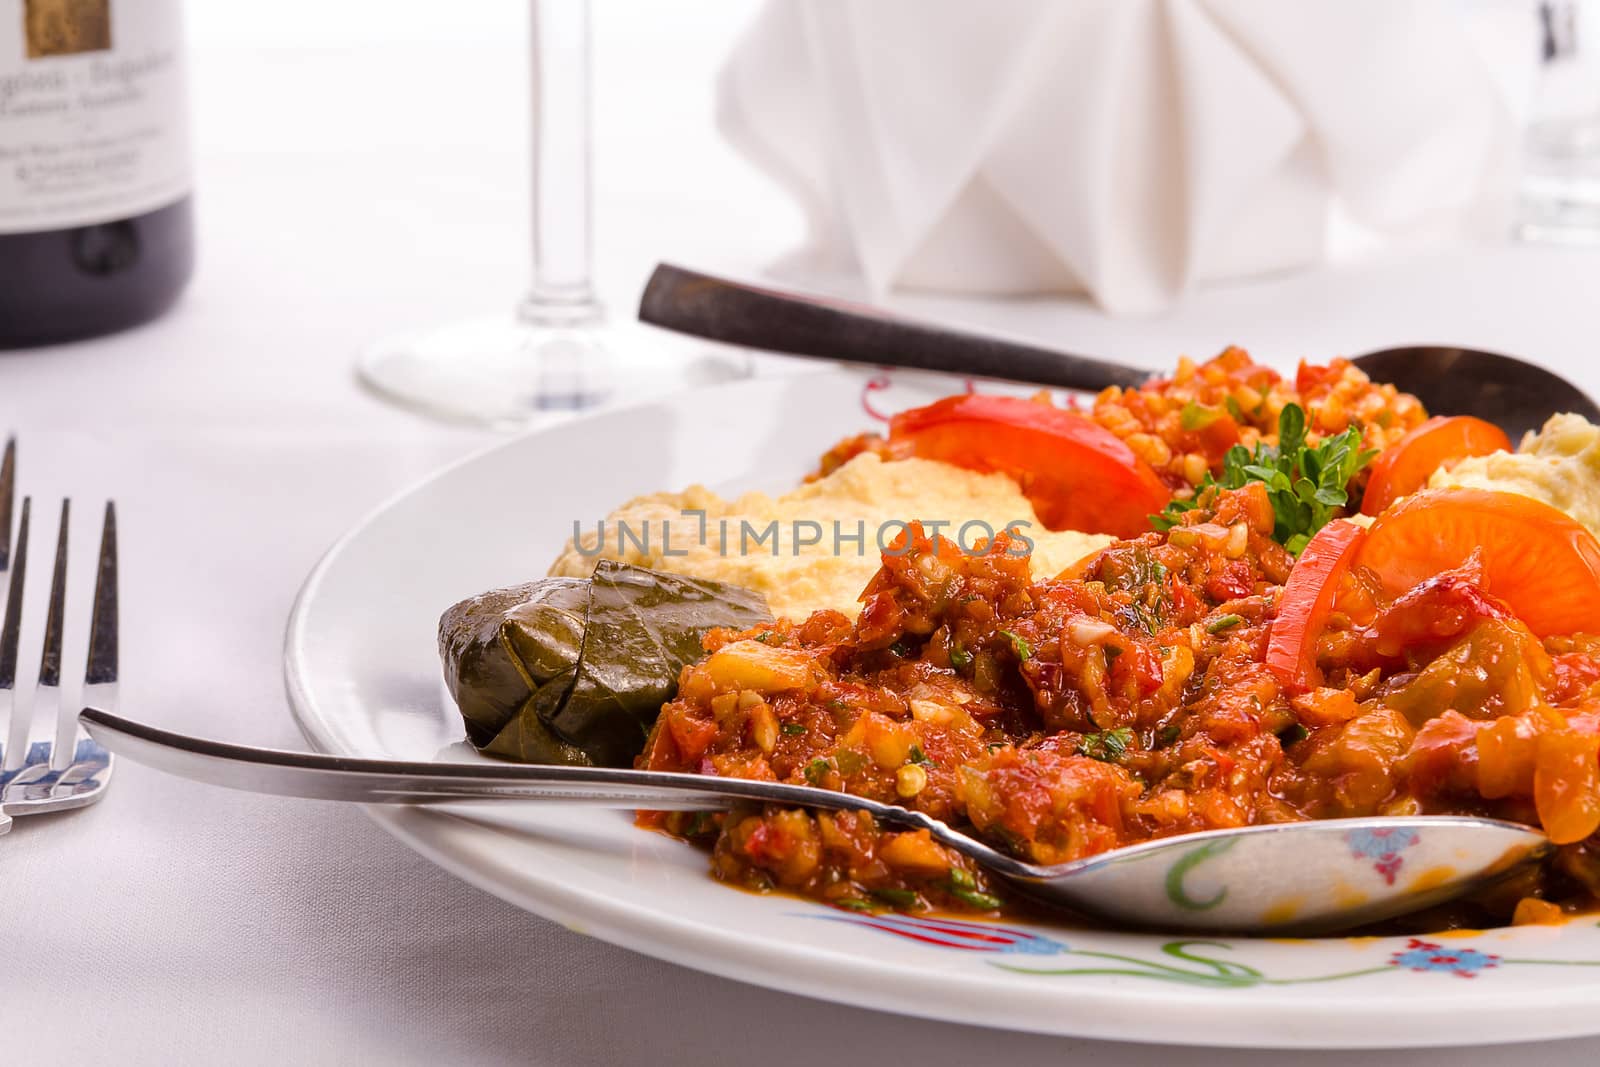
[[638, 264, 1150, 393]]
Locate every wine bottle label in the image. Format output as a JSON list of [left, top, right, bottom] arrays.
[[0, 0, 189, 234]]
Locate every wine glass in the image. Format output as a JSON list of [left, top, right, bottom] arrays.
[[358, 0, 750, 427]]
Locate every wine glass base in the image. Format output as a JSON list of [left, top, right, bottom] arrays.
[[357, 315, 752, 428]]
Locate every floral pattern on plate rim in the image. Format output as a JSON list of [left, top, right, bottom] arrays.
[[804, 910, 1600, 987]]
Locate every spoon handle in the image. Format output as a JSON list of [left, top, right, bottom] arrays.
[[83, 707, 1036, 880], [638, 264, 1150, 393], [79, 707, 913, 814]]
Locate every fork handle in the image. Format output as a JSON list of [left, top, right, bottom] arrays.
[[78, 708, 909, 815]]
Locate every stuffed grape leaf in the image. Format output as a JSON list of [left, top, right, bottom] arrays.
[[438, 560, 771, 766]]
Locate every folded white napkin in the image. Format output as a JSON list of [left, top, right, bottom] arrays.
[[718, 0, 1530, 314]]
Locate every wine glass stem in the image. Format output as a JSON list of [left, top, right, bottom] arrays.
[[521, 0, 602, 327]]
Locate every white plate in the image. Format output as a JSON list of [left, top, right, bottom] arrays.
[[285, 370, 1600, 1049]]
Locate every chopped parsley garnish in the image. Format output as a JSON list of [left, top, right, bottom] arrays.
[[947, 868, 1002, 910], [870, 887, 919, 908], [834, 750, 866, 776], [1206, 613, 1245, 634], [780, 722, 808, 736], [1123, 597, 1165, 636], [1278, 723, 1310, 746], [1079, 726, 1135, 763], [1105, 547, 1166, 593], [1106, 551, 1170, 632], [999, 630, 1032, 661], [684, 811, 719, 836], [907, 744, 934, 767], [1180, 401, 1221, 431], [949, 644, 973, 670], [1155, 724, 1182, 748], [1151, 403, 1378, 555], [803, 758, 831, 785]]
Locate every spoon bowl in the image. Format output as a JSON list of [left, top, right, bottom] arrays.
[[81, 708, 1552, 935], [980, 815, 1550, 934], [1350, 346, 1600, 440], [640, 265, 1600, 439]]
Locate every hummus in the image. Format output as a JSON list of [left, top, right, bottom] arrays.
[[550, 453, 1111, 619], [1428, 413, 1600, 537]]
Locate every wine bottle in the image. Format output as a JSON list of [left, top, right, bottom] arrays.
[[0, 0, 193, 349]]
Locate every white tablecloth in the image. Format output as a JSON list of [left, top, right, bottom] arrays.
[[6, 4, 1600, 1063]]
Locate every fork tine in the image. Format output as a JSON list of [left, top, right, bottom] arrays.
[[0, 437, 14, 571], [39, 499, 67, 689], [41, 501, 70, 767], [1, 498, 30, 771], [84, 501, 118, 711], [0, 497, 30, 691]]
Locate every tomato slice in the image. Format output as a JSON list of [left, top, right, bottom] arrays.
[[1361, 415, 1512, 516], [1265, 519, 1368, 692], [1356, 488, 1600, 637], [887, 395, 1170, 537]]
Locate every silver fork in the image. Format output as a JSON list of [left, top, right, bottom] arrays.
[[0, 438, 119, 833]]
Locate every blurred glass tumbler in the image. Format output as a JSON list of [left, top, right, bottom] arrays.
[[1520, 0, 1600, 241]]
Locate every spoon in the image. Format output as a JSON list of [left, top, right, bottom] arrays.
[[82, 707, 1550, 935], [639, 264, 1600, 440]]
